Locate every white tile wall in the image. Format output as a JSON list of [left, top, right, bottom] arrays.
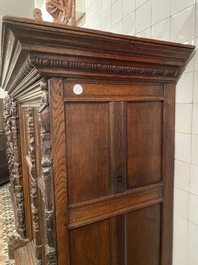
[[175, 104, 192, 133], [171, 5, 195, 43], [190, 165, 198, 195], [193, 71, 198, 102], [123, 12, 135, 35], [123, 0, 135, 18], [192, 104, 198, 134], [112, 0, 122, 25], [174, 160, 190, 192], [175, 133, 191, 162], [174, 187, 189, 219], [136, 1, 151, 33], [174, 213, 188, 245], [171, 0, 194, 15], [152, 0, 171, 25], [188, 222, 198, 252], [191, 135, 198, 165], [152, 18, 170, 41], [189, 194, 198, 225], [176, 73, 193, 103], [173, 239, 188, 265], [84, 1, 198, 263]]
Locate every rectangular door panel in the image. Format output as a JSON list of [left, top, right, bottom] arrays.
[[127, 204, 161, 265], [66, 103, 110, 204], [70, 219, 111, 265], [127, 102, 162, 188]]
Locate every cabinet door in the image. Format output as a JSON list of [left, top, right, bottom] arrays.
[[52, 80, 173, 265]]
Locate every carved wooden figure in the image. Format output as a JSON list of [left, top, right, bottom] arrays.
[[0, 16, 194, 265], [45, 0, 76, 25]]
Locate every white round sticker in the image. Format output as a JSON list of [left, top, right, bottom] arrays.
[[73, 84, 83, 95]]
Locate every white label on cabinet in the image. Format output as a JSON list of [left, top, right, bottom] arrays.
[[73, 84, 83, 95]]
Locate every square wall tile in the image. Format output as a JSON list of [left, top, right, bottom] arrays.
[[103, 0, 111, 12], [173, 239, 188, 265], [122, 12, 135, 35], [112, 0, 122, 25], [95, 15, 103, 30], [192, 104, 198, 134], [188, 222, 198, 253], [111, 20, 122, 34], [103, 8, 111, 31], [195, 2, 198, 37], [123, 0, 135, 18], [171, 0, 194, 15], [192, 134, 198, 165], [135, 27, 151, 38], [176, 72, 193, 103], [152, 0, 170, 25], [151, 18, 170, 41], [136, 0, 149, 8], [189, 193, 198, 225], [174, 160, 190, 192], [174, 187, 189, 219], [94, 0, 103, 18], [188, 248, 198, 265], [190, 164, 198, 196], [136, 2, 151, 33], [173, 213, 188, 245], [171, 6, 195, 43], [175, 103, 192, 133], [175, 132, 191, 163], [194, 71, 198, 103]]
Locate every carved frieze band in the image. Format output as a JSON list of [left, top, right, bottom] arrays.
[[31, 58, 179, 78], [27, 107, 42, 265], [3, 98, 25, 239], [39, 79, 57, 265]]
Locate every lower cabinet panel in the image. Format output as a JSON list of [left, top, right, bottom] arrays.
[[70, 219, 111, 265], [69, 204, 161, 265], [127, 204, 161, 265]]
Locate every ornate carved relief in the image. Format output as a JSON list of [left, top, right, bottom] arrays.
[[3, 98, 26, 239], [45, 0, 76, 26], [8, 235, 29, 260], [27, 107, 42, 265], [31, 57, 179, 78], [39, 79, 57, 264]]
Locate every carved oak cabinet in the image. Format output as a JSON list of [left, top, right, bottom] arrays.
[[0, 16, 194, 265]]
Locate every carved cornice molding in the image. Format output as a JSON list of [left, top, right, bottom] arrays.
[[31, 58, 179, 78]]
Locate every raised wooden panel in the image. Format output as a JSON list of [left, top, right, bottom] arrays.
[[127, 101, 163, 188], [70, 220, 111, 265], [64, 82, 164, 102], [127, 204, 161, 265], [66, 103, 110, 204]]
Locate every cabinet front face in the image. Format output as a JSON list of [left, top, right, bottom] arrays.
[[62, 81, 170, 265]]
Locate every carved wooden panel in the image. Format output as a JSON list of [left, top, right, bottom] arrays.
[[39, 79, 57, 265], [4, 98, 26, 239]]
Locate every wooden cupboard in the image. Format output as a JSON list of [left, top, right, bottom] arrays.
[[0, 16, 194, 265]]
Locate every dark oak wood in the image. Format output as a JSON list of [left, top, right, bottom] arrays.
[[0, 16, 194, 265]]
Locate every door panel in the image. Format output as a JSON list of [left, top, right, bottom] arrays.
[[66, 103, 110, 204], [127, 102, 162, 188], [127, 204, 161, 265], [70, 219, 111, 265], [64, 82, 165, 265]]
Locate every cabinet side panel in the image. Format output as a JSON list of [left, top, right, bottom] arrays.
[[127, 101, 162, 188], [50, 78, 69, 265], [66, 103, 110, 204], [70, 220, 111, 265], [161, 84, 175, 265], [127, 204, 161, 265]]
